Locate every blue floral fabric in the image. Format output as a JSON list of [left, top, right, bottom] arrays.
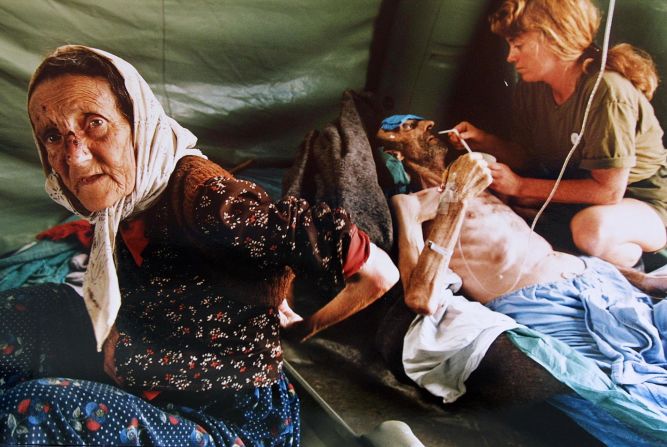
[[0, 376, 299, 446]]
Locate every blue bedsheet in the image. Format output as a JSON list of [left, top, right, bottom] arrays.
[[488, 257, 667, 444]]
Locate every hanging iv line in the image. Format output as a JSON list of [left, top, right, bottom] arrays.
[[445, 0, 617, 297]]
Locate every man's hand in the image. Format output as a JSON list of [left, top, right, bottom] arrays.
[[441, 152, 493, 201]]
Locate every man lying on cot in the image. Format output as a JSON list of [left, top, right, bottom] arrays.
[[376, 114, 667, 445]]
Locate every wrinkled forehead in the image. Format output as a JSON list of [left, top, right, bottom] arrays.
[[29, 75, 117, 117], [379, 114, 425, 131]]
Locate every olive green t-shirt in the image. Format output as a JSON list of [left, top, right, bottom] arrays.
[[512, 71, 667, 224]]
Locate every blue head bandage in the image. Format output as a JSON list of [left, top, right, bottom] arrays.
[[380, 114, 425, 131]]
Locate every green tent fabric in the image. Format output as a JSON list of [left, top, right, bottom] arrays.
[[2, 1, 666, 256], [0, 0, 382, 254]]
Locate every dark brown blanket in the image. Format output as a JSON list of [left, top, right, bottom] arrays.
[[282, 90, 393, 253]]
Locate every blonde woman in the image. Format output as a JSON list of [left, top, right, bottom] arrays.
[[451, 0, 667, 268]]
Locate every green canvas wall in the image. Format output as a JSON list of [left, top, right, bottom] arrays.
[[0, 0, 382, 254], [1, 0, 665, 255], [375, 0, 667, 140]]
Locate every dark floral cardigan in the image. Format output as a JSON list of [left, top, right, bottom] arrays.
[[114, 156, 359, 393]]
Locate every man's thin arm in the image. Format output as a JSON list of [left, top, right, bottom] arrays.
[[397, 153, 491, 314], [404, 200, 467, 314]]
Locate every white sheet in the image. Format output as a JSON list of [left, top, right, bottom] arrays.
[[402, 270, 518, 403]]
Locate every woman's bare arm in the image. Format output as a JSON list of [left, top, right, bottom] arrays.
[[282, 243, 399, 341], [451, 121, 530, 170], [491, 165, 629, 205]]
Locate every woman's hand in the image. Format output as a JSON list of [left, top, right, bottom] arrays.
[[449, 121, 488, 150], [102, 325, 123, 385], [450, 123, 530, 171], [488, 162, 523, 196], [285, 243, 399, 342], [278, 299, 311, 342], [278, 298, 304, 329]]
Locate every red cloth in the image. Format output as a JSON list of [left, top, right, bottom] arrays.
[[119, 218, 149, 267], [141, 390, 161, 401], [342, 224, 371, 279], [36, 219, 94, 249]]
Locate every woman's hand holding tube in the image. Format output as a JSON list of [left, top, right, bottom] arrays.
[[449, 122, 530, 171], [449, 121, 489, 151]]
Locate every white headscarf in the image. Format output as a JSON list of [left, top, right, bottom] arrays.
[[30, 45, 205, 350]]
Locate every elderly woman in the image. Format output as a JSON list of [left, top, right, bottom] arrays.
[[0, 45, 398, 446], [451, 0, 667, 268]]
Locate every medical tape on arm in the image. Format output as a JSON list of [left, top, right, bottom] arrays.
[[429, 194, 465, 256], [426, 240, 452, 258], [406, 195, 466, 310]]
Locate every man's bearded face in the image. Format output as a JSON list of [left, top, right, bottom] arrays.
[[377, 119, 446, 169]]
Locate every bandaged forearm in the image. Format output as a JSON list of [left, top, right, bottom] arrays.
[[401, 153, 490, 314], [405, 197, 466, 314]]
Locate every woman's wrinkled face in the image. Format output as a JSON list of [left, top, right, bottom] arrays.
[[29, 74, 135, 212], [506, 31, 559, 83]]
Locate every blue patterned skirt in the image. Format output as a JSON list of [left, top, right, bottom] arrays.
[[0, 284, 300, 446]]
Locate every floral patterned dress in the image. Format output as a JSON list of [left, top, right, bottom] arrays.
[[0, 157, 362, 446]]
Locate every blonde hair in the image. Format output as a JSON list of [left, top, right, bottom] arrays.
[[490, 0, 659, 99]]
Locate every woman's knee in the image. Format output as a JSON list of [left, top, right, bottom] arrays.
[[570, 209, 610, 256], [570, 203, 665, 266]]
